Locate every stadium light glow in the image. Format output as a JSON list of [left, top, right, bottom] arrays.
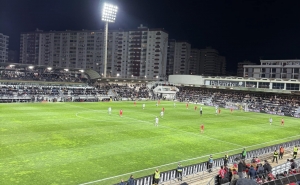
[[47, 67, 52, 70], [117, 73, 119, 77], [102, 3, 118, 23], [64, 69, 69, 71], [102, 2, 118, 78], [79, 69, 84, 73], [28, 66, 34, 69], [9, 65, 15, 67]]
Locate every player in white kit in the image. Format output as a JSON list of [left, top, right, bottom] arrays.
[[142, 103, 145, 110], [155, 116, 159, 127], [108, 107, 112, 115], [160, 111, 164, 118]]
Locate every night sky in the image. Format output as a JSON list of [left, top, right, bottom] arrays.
[[1, 0, 300, 73]]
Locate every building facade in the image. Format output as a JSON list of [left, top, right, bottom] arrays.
[[243, 60, 300, 80], [19, 26, 168, 79], [169, 74, 300, 91], [167, 40, 191, 75], [0, 33, 9, 63], [237, 61, 256, 77], [166, 39, 176, 76], [199, 47, 225, 76], [8, 50, 19, 63], [190, 49, 200, 75]]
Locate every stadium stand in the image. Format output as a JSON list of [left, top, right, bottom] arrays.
[[175, 87, 300, 117]]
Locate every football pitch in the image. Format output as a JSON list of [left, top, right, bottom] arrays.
[[1, 101, 300, 185]]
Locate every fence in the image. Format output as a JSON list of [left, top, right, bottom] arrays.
[[113, 139, 300, 185]]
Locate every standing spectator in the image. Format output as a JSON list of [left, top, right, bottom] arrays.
[[241, 148, 247, 159], [119, 179, 125, 185], [238, 160, 246, 179], [257, 163, 264, 177], [127, 175, 134, 185], [279, 146, 284, 159], [224, 153, 229, 166], [153, 169, 160, 185], [231, 169, 239, 182], [177, 163, 183, 181], [293, 146, 298, 159], [290, 159, 298, 170], [208, 155, 213, 173], [272, 150, 278, 163], [263, 160, 272, 174], [248, 165, 257, 180], [218, 166, 226, 183]]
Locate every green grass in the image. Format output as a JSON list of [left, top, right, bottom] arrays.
[[0, 101, 299, 185]]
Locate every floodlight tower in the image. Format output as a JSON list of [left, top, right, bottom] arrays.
[[102, 2, 118, 78]]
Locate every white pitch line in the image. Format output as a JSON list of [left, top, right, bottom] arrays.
[[79, 133, 300, 185]]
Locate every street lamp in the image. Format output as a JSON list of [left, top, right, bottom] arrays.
[[102, 2, 118, 78]]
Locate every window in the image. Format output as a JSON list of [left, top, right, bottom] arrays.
[[272, 68, 276, 73], [272, 83, 284, 89], [246, 82, 257, 88], [258, 82, 269, 88], [286, 83, 299, 90]]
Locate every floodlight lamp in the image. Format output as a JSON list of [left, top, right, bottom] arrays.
[[117, 73, 119, 76], [9, 65, 15, 67], [102, 3, 118, 23], [28, 66, 34, 69], [47, 67, 52, 70], [64, 69, 69, 71], [79, 70, 84, 73]]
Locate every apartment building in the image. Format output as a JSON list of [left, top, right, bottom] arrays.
[[190, 49, 200, 75], [199, 47, 226, 76], [0, 33, 9, 63], [237, 61, 256, 77], [244, 59, 300, 79], [19, 26, 168, 79], [167, 40, 191, 74]]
